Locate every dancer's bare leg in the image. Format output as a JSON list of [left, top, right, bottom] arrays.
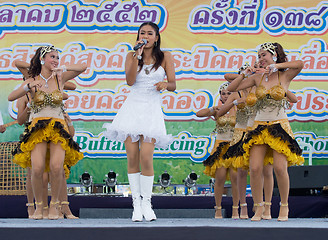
[[30, 142, 47, 219], [249, 144, 267, 221], [273, 150, 289, 221], [230, 168, 239, 218], [26, 168, 35, 218], [42, 172, 49, 219], [59, 171, 78, 219], [213, 167, 227, 218], [263, 164, 273, 219], [237, 168, 248, 219], [48, 142, 65, 219]]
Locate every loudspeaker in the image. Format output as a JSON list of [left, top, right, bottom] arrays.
[[273, 165, 328, 196]]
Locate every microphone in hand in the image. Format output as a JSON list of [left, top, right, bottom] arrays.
[[133, 39, 147, 51]]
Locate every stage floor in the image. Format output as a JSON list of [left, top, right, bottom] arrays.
[[0, 218, 327, 240]]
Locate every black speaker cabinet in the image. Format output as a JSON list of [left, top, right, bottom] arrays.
[[273, 165, 328, 196]]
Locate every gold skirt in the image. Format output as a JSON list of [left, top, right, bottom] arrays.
[[237, 119, 304, 169], [13, 117, 84, 178], [203, 139, 231, 178]]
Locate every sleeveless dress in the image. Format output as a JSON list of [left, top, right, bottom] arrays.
[[240, 72, 304, 169], [102, 64, 173, 148], [13, 77, 83, 178]]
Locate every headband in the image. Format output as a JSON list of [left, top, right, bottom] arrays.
[[218, 81, 229, 93], [40, 45, 58, 59], [259, 42, 276, 55]]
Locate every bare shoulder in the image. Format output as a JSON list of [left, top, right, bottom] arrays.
[[163, 51, 173, 59]]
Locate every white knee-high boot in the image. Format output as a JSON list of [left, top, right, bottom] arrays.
[[140, 175, 157, 221], [128, 173, 143, 222]]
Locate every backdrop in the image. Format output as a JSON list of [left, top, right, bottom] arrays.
[[0, 0, 327, 184]]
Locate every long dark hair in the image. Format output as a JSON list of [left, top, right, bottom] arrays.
[[28, 47, 43, 78], [273, 42, 287, 71], [137, 22, 164, 72]]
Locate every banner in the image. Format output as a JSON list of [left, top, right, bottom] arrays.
[[1, 0, 327, 184]]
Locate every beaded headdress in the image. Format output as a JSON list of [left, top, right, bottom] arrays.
[[259, 42, 276, 55], [238, 62, 250, 73], [218, 81, 229, 94], [40, 45, 58, 59]]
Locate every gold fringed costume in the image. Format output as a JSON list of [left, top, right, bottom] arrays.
[[203, 140, 230, 178], [236, 73, 303, 169], [13, 117, 83, 179], [203, 115, 235, 178], [13, 80, 83, 179], [239, 119, 303, 169]]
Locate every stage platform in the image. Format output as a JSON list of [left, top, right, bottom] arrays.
[[1, 194, 328, 218], [0, 218, 327, 240]]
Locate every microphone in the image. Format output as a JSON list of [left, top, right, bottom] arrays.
[[133, 39, 147, 51]]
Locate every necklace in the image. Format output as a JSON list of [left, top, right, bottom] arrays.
[[40, 73, 52, 88], [144, 61, 154, 75]]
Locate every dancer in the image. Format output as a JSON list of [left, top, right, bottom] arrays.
[[227, 42, 304, 221], [103, 22, 176, 221], [225, 62, 298, 220], [8, 45, 86, 219], [197, 82, 241, 219], [14, 59, 79, 219]]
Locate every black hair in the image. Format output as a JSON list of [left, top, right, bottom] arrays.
[[136, 22, 164, 72]]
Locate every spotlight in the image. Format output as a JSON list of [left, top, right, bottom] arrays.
[[104, 170, 118, 193], [183, 171, 199, 189], [80, 171, 93, 193], [158, 171, 172, 189]]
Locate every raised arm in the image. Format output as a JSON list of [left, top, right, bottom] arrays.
[[227, 74, 256, 92], [16, 95, 30, 125], [196, 106, 217, 118], [286, 90, 298, 103], [214, 92, 243, 118], [14, 60, 30, 79], [224, 73, 239, 82], [125, 52, 140, 86], [271, 60, 304, 81], [8, 78, 42, 102]]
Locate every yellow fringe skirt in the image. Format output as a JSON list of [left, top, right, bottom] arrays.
[[203, 139, 231, 178], [237, 119, 304, 169], [13, 117, 84, 178]]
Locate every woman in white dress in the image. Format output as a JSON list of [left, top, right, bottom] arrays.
[[103, 22, 176, 221]]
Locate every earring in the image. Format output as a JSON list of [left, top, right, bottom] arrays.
[[41, 60, 45, 65], [154, 41, 157, 47], [272, 55, 277, 62]]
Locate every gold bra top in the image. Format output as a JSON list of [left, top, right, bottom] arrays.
[[255, 71, 286, 101], [34, 90, 63, 106], [216, 115, 236, 127], [31, 75, 64, 113]]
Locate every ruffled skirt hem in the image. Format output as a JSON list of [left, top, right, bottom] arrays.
[[13, 118, 83, 178], [102, 126, 173, 149], [203, 140, 231, 178], [237, 121, 304, 169]]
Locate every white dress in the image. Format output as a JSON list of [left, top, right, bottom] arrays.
[[102, 64, 173, 148]]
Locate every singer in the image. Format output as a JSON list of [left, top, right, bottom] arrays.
[[103, 22, 176, 222]]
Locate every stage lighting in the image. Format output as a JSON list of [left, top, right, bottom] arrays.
[[158, 171, 172, 189], [183, 171, 199, 189], [80, 171, 93, 193], [104, 170, 118, 193]]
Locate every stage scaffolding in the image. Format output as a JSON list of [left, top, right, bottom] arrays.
[[0, 142, 26, 195]]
